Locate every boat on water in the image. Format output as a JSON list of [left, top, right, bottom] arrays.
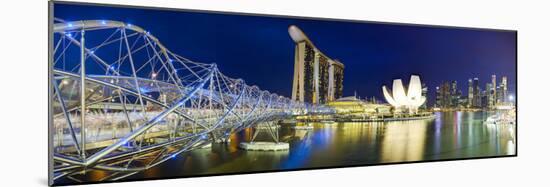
[[485, 114, 515, 125], [484, 106, 516, 140], [485, 106, 516, 126]]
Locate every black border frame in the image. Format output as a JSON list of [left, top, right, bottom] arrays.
[[48, 1, 518, 186]]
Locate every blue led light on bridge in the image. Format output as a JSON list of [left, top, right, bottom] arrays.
[[101, 20, 106, 25], [139, 87, 149, 93]]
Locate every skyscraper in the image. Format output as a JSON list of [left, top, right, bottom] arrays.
[[435, 86, 441, 108], [502, 76, 508, 103], [289, 25, 344, 104], [468, 79, 473, 108], [450, 80, 461, 107], [484, 83, 492, 108], [496, 76, 509, 104], [436, 81, 452, 108], [496, 85, 503, 103], [481, 89, 488, 108], [491, 75, 497, 108], [473, 78, 481, 108], [421, 83, 428, 109]]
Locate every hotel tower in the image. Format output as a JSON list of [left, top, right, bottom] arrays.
[[288, 25, 344, 104]]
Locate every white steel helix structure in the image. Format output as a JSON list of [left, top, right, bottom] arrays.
[[50, 20, 327, 182]]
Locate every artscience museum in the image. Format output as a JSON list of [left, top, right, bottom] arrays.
[[382, 75, 426, 114]]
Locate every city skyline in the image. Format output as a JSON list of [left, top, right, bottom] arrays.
[[434, 74, 512, 109], [50, 3, 517, 185], [55, 3, 516, 107]]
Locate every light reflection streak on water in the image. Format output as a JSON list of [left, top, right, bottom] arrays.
[[281, 129, 312, 169], [468, 112, 474, 154], [456, 111, 462, 149], [110, 111, 516, 182], [434, 112, 442, 156]]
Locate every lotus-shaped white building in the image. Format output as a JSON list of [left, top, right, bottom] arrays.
[[382, 75, 426, 113]]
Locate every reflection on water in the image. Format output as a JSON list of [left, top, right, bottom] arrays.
[[129, 111, 516, 180], [381, 120, 427, 162]]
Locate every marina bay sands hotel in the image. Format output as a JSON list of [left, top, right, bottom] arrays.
[[288, 25, 345, 104]]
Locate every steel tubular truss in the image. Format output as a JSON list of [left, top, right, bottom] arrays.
[[50, 20, 331, 182]]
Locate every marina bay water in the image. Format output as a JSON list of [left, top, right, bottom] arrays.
[[91, 111, 515, 181]]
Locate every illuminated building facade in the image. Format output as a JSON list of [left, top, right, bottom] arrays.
[[500, 76, 508, 103], [421, 83, 428, 109], [289, 25, 344, 104], [491, 74, 497, 107], [326, 96, 391, 116], [436, 80, 466, 109], [473, 78, 481, 108], [450, 80, 462, 107], [382, 75, 426, 114], [465, 75, 511, 109], [468, 78, 473, 107], [435, 81, 451, 108]]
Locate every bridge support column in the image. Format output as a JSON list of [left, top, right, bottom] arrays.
[[238, 121, 289, 151], [80, 29, 87, 160]]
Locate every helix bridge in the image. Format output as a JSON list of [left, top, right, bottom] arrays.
[[51, 19, 329, 182]]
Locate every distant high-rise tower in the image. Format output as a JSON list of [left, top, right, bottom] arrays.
[[450, 80, 461, 108], [502, 76, 508, 103], [468, 79, 473, 108], [473, 78, 481, 108], [496, 85, 503, 103], [421, 83, 428, 109], [484, 83, 492, 108], [435, 86, 441, 108], [289, 25, 344, 104], [451, 81, 458, 96], [481, 89, 488, 108], [496, 75, 497, 108], [436, 82, 451, 108]]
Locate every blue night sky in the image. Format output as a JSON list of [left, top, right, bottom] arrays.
[[54, 3, 516, 106]]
